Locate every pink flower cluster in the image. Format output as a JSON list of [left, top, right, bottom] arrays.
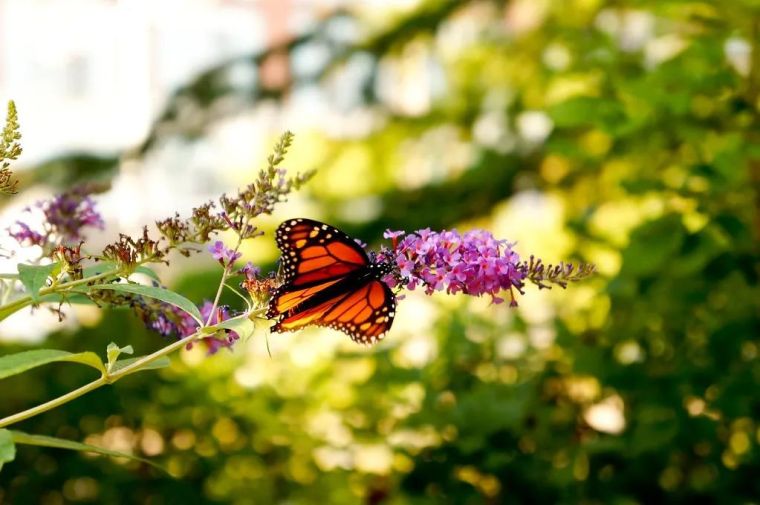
[[382, 228, 526, 305]]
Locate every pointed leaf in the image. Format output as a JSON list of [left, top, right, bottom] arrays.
[[9, 430, 164, 472], [0, 349, 105, 380], [0, 429, 15, 472], [17, 263, 57, 301], [89, 284, 202, 323], [106, 342, 134, 367]]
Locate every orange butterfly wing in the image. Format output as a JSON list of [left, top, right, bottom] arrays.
[[267, 219, 396, 344], [274, 279, 396, 344]]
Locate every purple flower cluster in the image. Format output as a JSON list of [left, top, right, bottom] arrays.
[[9, 187, 104, 247], [381, 228, 526, 305], [140, 299, 240, 355]]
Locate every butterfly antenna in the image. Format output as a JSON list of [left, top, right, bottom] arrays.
[[265, 331, 272, 358]]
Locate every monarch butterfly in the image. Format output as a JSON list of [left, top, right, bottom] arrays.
[[266, 218, 397, 344]]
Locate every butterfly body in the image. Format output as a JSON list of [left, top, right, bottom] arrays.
[[267, 218, 397, 344]]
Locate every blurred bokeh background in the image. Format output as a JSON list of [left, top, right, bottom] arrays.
[[1, 0, 759, 503]]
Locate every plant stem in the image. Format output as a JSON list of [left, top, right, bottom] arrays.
[[0, 306, 265, 429], [0, 330, 200, 429], [0, 268, 121, 320], [0, 377, 109, 429], [205, 236, 244, 326], [107, 331, 198, 381]]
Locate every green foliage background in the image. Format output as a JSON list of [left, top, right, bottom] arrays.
[[1, 0, 759, 503]]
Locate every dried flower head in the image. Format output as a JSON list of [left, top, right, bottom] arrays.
[[518, 255, 596, 289], [109, 131, 313, 268], [101, 227, 163, 271], [239, 262, 276, 306]]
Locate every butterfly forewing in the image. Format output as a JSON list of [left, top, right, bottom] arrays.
[[275, 219, 368, 286]]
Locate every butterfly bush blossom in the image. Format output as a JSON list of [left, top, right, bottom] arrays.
[[381, 229, 525, 305], [381, 228, 594, 306]]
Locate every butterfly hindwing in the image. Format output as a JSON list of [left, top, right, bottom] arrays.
[[273, 278, 396, 344]]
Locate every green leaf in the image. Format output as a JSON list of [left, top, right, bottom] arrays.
[[134, 266, 162, 283], [37, 292, 97, 306], [17, 263, 57, 302], [89, 283, 202, 323], [109, 356, 171, 374], [82, 262, 161, 283], [620, 215, 685, 277], [9, 430, 165, 472], [549, 96, 626, 133], [0, 349, 105, 380], [214, 315, 255, 338], [106, 342, 134, 371], [0, 429, 15, 472]]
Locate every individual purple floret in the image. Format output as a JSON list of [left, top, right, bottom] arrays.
[[238, 261, 261, 280], [208, 240, 242, 266], [381, 228, 526, 305]]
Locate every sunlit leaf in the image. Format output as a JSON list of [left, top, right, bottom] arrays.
[[0, 349, 105, 380], [106, 342, 134, 370], [89, 283, 202, 323], [214, 316, 255, 338], [9, 430, 164, 472], [17, 263, 57, 301], [0, 429, 15, 472]]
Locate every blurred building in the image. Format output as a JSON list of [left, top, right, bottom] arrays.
[[0, 0, 275, 163]]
